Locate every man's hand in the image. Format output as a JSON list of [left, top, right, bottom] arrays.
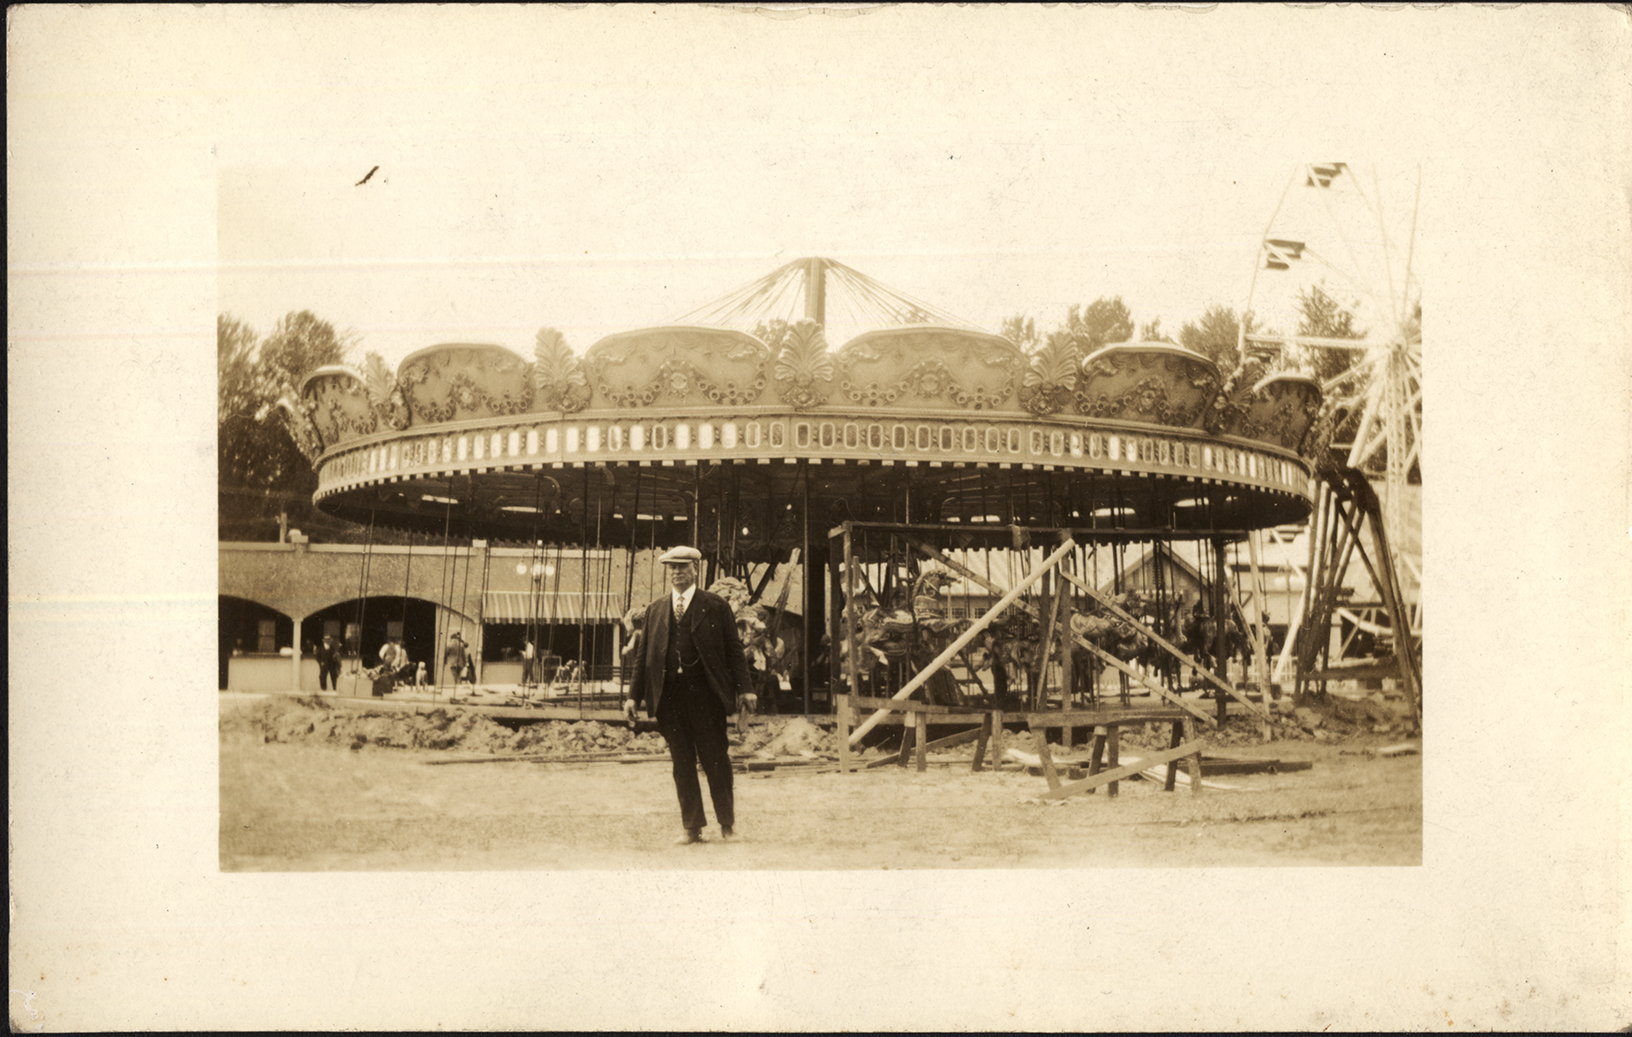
[[740, 692, 758, 715], [622, 697, 637, 720]]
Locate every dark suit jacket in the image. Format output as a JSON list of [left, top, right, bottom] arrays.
[[627, 588, 753, 716]]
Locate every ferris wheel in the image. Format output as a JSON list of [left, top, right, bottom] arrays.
[[1243, 163, 1422, 646]]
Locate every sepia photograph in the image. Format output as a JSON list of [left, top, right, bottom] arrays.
[[10, 3, 1629, 1031], [217, 160, 1424, 872]]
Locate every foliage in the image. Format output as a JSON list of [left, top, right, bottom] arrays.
[[1002, 295, 1135, 359], [1178, 304, 1257, 380], [218, 310, 357, 542], [999, 314, 1042, 352], [1296, 283, 1364, 386], [752, 317, 791, 351], [1139, 317, 1172, 344], [1049, 296, 1135, 354]]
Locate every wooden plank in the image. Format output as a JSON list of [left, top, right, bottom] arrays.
[[1072, 634, 1214, 724], [1057, 554, 1075, 706], [1086, 728, 1106, 796], [848, 538, 1078, 745], [1041, 738, 1205, 799], [903, 537, 1213, 725], [1185, 718, 1202, 795], [1107, 723, 1121, 798], [971, 713, 992, 773], [836, 694, 853, 775], [897, 723, 913, 767], [988, 708, 1004, 771], [915, 711, 928, 772], [1164, 720, 1183, 792], [1058, 567, 1269, 721], [1014, 709, 1189, 726], [845, 695, 963, 715], [1033, 726, 1062, 791], [922, 726, 983, 753]]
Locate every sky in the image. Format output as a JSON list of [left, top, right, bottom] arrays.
[[215, 5, 1430, 368]]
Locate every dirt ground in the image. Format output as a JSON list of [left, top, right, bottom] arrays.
[[220, 692, 1420, 871]]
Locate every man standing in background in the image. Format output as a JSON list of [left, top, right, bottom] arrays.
[[315, 634, 341, 691]]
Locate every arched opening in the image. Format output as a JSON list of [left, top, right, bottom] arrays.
[[219, 595, 293, 691]]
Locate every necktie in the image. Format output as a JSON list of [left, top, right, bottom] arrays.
[[674, 595, 686, 622]]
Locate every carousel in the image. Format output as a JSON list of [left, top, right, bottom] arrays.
[[270, 243, 1417, 749]]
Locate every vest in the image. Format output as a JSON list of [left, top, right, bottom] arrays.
[[664, 598, 702, 678]]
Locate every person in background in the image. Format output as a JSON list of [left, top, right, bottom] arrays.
[[447, 631, 470, 692], [521, 637, 536, 690], [624, 546, 756, 845], [315, 634, 342, 691]]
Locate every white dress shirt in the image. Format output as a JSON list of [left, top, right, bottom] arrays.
[[672, 585, 697, 618]]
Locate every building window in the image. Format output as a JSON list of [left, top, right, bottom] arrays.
[[676, 423, 691, 449], [257, 619, 277, 655], [794, 422, 811, 448], [868, 424, 884, 450], [652, 424, 669, 450], [700, 423, 715, 449], [746, 422, 761, 449], [963, 427, 978, 452], [843, 423, 860, 449], [723, 422, 738, 449], [587, 426, 602, 452], [820, 423, 836, 449], [916, 425, 932, 451], [769, 422, 785, 448], [892, 425, 909, 451]]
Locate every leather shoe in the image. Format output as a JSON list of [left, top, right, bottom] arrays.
[[675, 830, 706, 845], [720, 826, 737, 841]]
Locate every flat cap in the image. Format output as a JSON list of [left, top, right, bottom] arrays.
[[657, 546, 703, 564]]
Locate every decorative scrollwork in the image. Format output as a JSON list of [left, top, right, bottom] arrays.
[[363, 354, 410, 430], [449, 371, 533, 417], [773, 319, 834, 410], [533, 328, 592, 413], [269, 392, 325, 464], [399, 358, 454, 422], [400, 349, 533, 422], [656, 358, 766, 407], [1203, 357, 1268, 435], [1017, 340, 1080, 416], [1076, 376, 1177, 423]]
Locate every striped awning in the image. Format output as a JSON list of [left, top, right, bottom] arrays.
[[482, 590, 624, 624]]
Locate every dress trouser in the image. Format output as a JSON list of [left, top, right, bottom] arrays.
[[656, 672, 734, 833], [319, 663, 339, 690]]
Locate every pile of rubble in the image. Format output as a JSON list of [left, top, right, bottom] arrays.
[[221, 695, 837, 758], [1114, 692, 1414, 752]]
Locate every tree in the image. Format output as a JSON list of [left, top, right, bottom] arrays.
[[1178, 304, 1256, 379], [751, 317, 791, 351], [259, 310, 354, 394], [218, 310, 356, 542], [1053, 296, 1134, 353], [1139, 316, 1172, 343], [1296, 283, 1365, 386], [998, 314, 1042, 352]]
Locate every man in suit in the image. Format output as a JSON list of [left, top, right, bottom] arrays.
[[315, 635, 342, 691], [624, 546, 756, 845]]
